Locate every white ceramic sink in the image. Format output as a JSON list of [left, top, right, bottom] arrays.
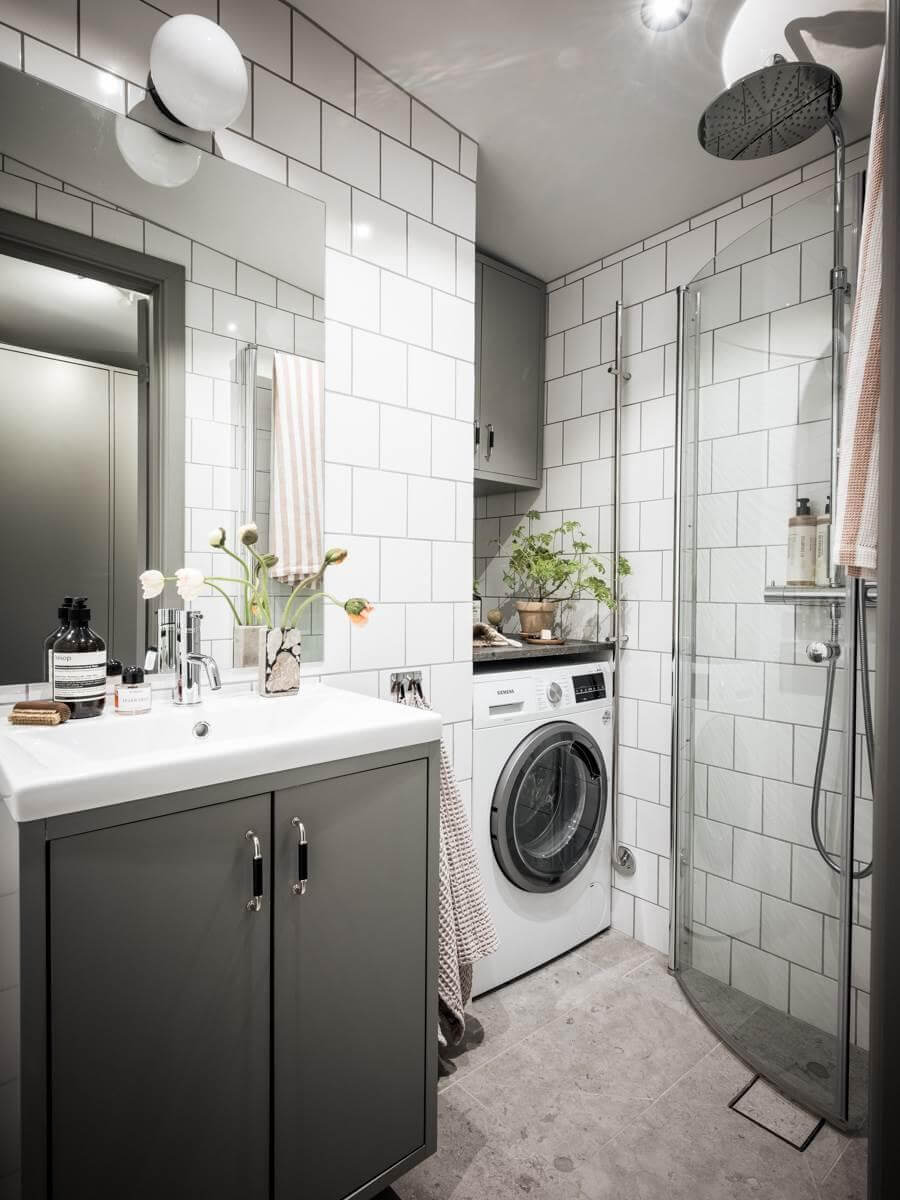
[[0, 684, 441, 822]]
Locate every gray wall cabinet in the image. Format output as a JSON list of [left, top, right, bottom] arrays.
[[17, 743, 440, 1200], [474, 253, 545, 493]]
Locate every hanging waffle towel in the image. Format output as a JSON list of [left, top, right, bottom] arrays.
[[398, 683, 498, 1046], [270, 351, 324, 582], [834, 53, 884, 577]]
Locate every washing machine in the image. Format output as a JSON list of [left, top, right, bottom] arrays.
[[472, 660, 613, 996]]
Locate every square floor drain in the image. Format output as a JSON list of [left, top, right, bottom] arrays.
[[729, 1075, 825, 1150]]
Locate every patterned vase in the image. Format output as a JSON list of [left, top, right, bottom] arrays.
[[233, 624, 265, 669], [260, 626, 302, 697]]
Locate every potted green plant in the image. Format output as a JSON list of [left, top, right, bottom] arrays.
[[498, 511, 630, 637]]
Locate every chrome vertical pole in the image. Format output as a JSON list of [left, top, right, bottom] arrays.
[[242, 343, 259, 549], [607, 300, 635, 876], [836, 575, 860, 1123], [828, 114, 848, 586], [668, 287, 686, 970]]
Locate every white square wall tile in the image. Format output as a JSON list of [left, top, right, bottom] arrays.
[[732, 941, 789, 1011], [325, 250, 379, 331], [583, 263, 621, 321], [349, 603, 404, 671], [324, 462, 352, 532], [460, 135, 478, 181], [564, 320, 602, 373], [408, 347, 455, 415], [380, 406, 431, 476], [713, 316, 769, 383], [431, 416, 472, 481], [711, 431, 768, 492], [408, 217, 455, 292], [324, 392, 379, 467], [741, 245, 800, 320], [433, 292, 473, 360], [456, 239, 475, 302], [253, 66, 320, 165], [706, 875, 761, 945], [292, 13, 354, 112], [24, 37, 124, 112], [1, 0, 76, 52], [432, 165, 475, 240], [411, 102, 459, 169], [734, 716, 793, 783], [406, 603, 453, 665], [323, 105, 380, 194], [623, 245, 665, 306], [381, 538, 431, 602], [432, 541, 471, 602], [356, 60, 410, 140], [563, 414, 600, 464], [430, 662, 472, 723], [546, 464, 581, 510], [770, 296, 832, 368], [667, 224, 715, 290], [220, 0, 290, 78], [548, 281, 583, 334], [642, 291, 676, 350], [352, 468, 406, 536], [289, 160, 351, 252], [768, 420, 831, 487], [352, 191, 406, 273], [352, 329, 407, 406], [381, 273, 431, 349], [739, 366, 798, 432], [547, 374, 582, 423], [380, 137, 431, 221], [409, 476, 456, 542]]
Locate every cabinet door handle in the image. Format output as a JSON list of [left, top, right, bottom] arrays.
[[291, 817, 308, 896], [486, 424, 495, 461], [245, 830, 263, 912], [474, 420, 481, 453]]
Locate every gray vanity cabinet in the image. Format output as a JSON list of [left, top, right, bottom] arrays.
[[19, 746, 439, 1200], [274, 759, 429, 1200], [47, 792, 271, 1200], [474, 253, 545, 493]]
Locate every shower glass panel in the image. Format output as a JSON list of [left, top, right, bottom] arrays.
[[671, 176, 870, 1129]]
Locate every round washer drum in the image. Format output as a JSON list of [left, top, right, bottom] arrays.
[[490, 720, 608, 893]]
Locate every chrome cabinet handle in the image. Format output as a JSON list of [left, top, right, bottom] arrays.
[[245, 830, 263, 912], [474, 420, 481, 453], [486, 423, 495, 461], [291, 817, 308, 896]]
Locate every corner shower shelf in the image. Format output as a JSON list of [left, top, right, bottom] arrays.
[[763, 584, 878, 606]]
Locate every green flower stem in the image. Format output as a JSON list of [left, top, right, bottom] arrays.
[[279, 563, 328, 626], [283, 588, 341, 628], [202, 581, 243, 627], [248, 547, 273, 626], [216, 544, 252, 622]]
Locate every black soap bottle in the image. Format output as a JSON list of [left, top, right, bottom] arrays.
[[51, 598, 107, 718], [42, 596, 74, 682]]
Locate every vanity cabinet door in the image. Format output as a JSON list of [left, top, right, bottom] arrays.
[[274, 760, 432, 1200], [47, 794, 271, 1200]]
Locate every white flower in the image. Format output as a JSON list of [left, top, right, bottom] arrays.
[[175, 567, 205, 601], [139, 569, 165, 599], [208, 526, 226, 548], [238, 522, 259, 546]]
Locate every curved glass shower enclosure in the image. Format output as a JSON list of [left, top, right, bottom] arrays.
[[670, 174, 872, 1130]]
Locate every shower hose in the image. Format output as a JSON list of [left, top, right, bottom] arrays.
[[811, 594, 874, 880]]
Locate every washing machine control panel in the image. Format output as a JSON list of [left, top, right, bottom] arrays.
[[572, 671, 607, 703], [536, 678, 572, 710]]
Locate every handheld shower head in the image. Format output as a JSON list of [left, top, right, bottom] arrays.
[[698, 57, 843, 160]]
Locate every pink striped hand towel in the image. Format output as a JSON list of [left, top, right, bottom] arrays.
[[834, 53, 884, 578], [270, 351, 324, 582]]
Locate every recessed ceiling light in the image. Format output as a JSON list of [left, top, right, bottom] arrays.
[[640, 0, 692, 31]]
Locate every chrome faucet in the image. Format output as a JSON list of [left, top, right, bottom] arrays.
[[173, 610, 222, 705]]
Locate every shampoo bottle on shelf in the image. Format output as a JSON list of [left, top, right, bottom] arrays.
[[815, 495, 832, 586], [42, 596, 74, 683], [52, 597, 107, 718], [786, 498, 817, 586]]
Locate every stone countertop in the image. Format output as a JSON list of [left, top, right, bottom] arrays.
[[472, 637, 611, 667]]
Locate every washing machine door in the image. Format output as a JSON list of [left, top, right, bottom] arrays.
[[491, 720, 608, 893]]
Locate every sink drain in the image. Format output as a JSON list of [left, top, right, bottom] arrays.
[[192, 720, 211, 739]]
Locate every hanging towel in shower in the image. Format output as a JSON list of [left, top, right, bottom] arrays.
[[834, 53, 885, 577], [398, 683, 498, 1048], [270, 351, 324, 582]]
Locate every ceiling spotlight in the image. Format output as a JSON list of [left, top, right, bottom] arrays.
[[148, 14, 247, 132], [640, 0, 692, 31]]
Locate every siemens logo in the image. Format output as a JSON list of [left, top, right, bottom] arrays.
[[495, 688, 516, 696]]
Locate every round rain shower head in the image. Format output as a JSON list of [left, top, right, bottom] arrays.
[[698, 58, 843, 161]]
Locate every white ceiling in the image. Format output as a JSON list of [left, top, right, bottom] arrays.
[[293, 0, 884, 280]]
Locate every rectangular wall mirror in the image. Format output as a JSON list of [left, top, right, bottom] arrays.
[[0, 63, 326, 692]]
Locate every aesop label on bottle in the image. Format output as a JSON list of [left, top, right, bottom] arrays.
[[52, 651, 107, 701]]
